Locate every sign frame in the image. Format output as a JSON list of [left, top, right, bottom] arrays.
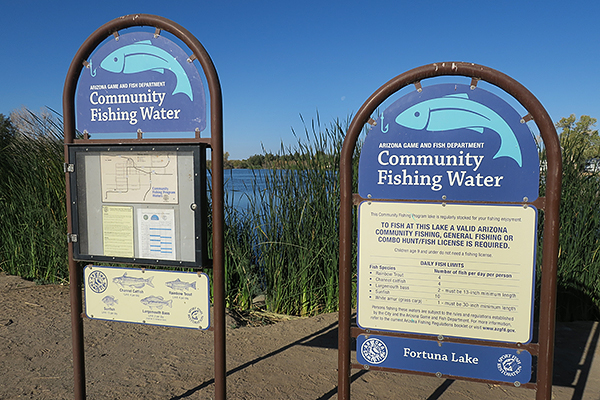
[[63, 14, 226, 400], [337, 62, 562, 400]]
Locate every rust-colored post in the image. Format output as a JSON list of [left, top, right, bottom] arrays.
[[63, 28, 85, 398], [532, 89, 562, 400], [338, 135, 354, 399], [64, 109, 85, 400], [207, 54, 226, 400]]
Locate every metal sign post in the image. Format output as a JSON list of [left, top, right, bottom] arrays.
[[338, 62, 561, 400], [63, 14, 225, 400]]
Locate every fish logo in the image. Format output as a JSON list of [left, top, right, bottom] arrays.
[[140, 296, 173, 309], [497, 353, 523, 377], [394, 93, 523, 167], [165, 278, 197, 291], [112, 273, 154, 289], [95, 40, 193, 101]]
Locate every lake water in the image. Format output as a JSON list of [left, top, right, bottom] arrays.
[[217, 168, 337, 211], [222, 169, 268, 210]]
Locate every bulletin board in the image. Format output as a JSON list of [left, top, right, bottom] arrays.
[[68, 143, 208, 268]]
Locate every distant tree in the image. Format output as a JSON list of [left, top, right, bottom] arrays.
[[0, 113, 16, 147], [246, 154, 265, 168], [0, 114, 16, 175], [229, 159, 247, 169], [223, 151, 234, 169], [263, 152, 278, 168], [557, 114, 599, 166]]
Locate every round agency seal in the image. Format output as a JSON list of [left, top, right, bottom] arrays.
[[88, 270, 108, 294], [188, 307, 204, 324], [497, 353, 522, 377], [360, 337, 388, 365]]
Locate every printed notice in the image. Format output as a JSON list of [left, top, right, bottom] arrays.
[[357, 202, 537, 343], [137, 209, 176, 260], [100, 152, 178, 204], [84, 266, 210, 330], [102, 205, 134, 257]]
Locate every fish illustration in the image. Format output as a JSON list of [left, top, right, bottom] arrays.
[[98, 40, 193, 101], [102, 295, 118, 306], [165, 278, 197, 291], [394, 93, 522, 167], [140, 296, 173, 309], [112, 273, 154, 289]]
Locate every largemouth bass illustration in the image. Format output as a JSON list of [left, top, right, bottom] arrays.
[[395, 93, 523, 167], [140, 296, 173, 309], [97, 40, 193, 101], [165, 278, 197, 291], [112, 273, 154, 289]]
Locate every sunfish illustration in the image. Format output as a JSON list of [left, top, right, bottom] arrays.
[[394, 93, 522, 167], [102, 295, 118, 307], [97, 40, 193, 101], [165, 278, 197, 291], [140, 296, 173, 309], [112, 273, 154, 289]]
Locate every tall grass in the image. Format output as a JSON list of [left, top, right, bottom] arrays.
[[0, 109, 67, 282], [223, 116, 360, 315], [538, 130, 600, 320]]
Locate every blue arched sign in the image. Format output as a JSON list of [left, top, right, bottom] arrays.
[[359, 84, 539, 202], [76, 32, 207, 135]]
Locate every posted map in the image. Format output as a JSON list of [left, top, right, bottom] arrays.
[[100, 152, 178, 204]]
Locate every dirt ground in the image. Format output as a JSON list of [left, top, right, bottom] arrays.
[[1, 272, 599, 400]]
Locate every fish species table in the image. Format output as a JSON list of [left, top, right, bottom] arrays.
[[357, 201, 537, 343]]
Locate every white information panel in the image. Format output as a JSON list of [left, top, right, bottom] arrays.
[[357, 202, 537, 343], [137, 209, 176, 260], [84, 266, 210, 330]]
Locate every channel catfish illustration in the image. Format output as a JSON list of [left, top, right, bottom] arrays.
[[165, 278, 197, 291], [112, 273, 154, 289], [140, 296, 173, 309], [97, 40, 193, 101], [394, 93, 522, 167]]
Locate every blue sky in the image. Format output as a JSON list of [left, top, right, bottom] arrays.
[[1, 0, 598, 159]]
